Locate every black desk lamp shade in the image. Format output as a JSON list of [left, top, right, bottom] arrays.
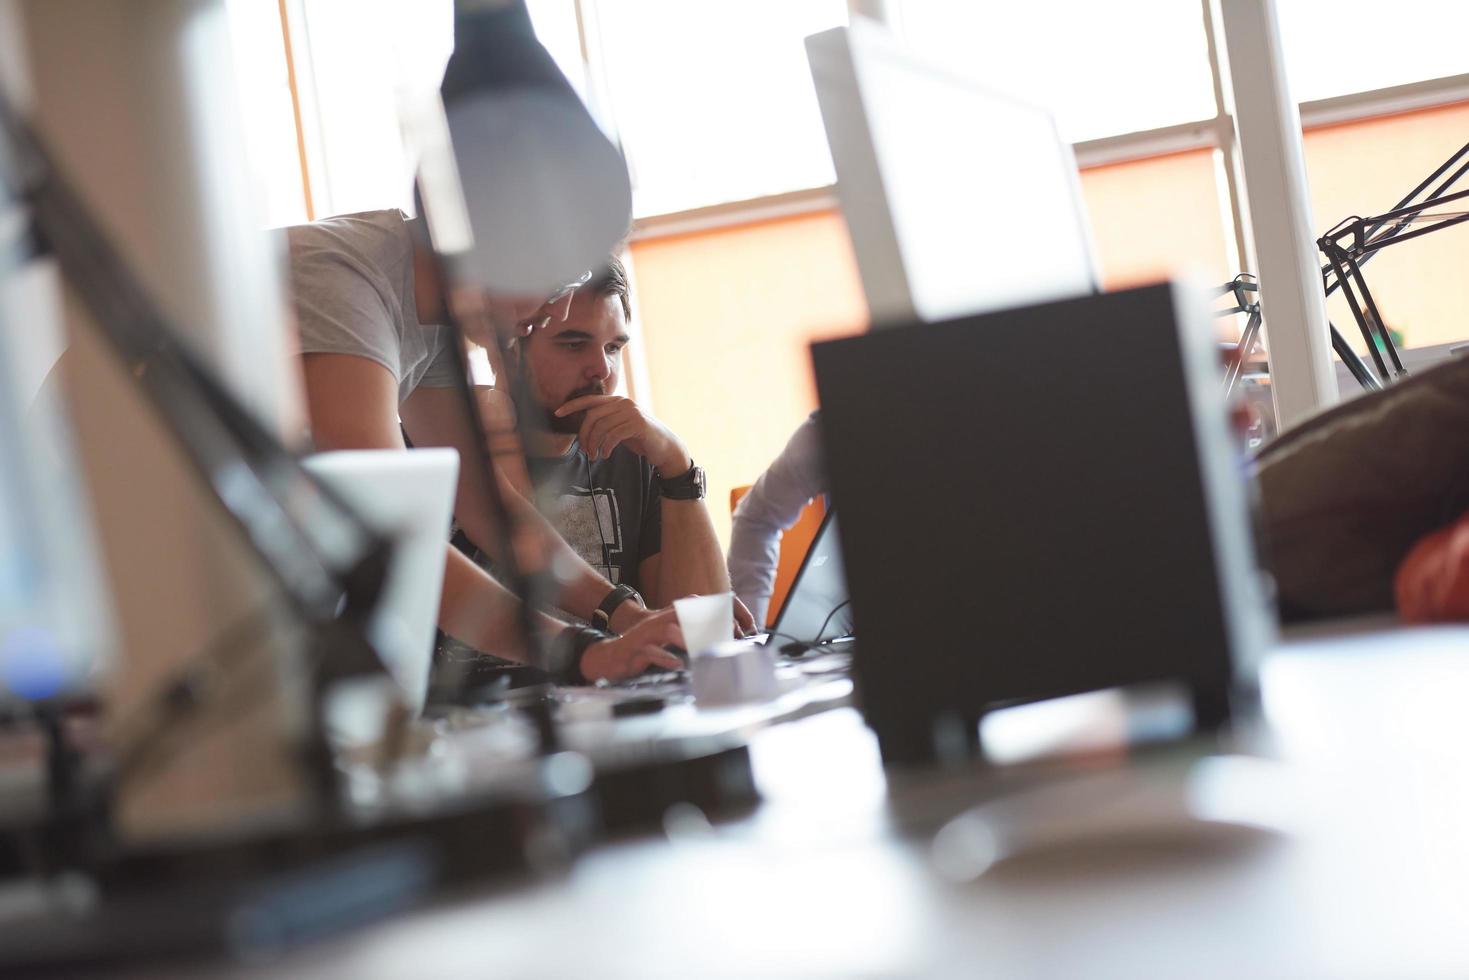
[[441, 1, 632, 295]]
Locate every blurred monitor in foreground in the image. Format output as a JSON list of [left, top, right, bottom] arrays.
[[807, 20, 1099, 328], [0, 204, 113, 705]]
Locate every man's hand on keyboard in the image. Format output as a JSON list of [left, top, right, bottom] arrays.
[[579, 607, 686, 682]]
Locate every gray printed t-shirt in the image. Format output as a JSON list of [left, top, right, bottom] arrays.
[[285, 209, 458, 403]]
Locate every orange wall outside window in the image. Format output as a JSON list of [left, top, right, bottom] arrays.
[[628, 211, 867, 546], [1078, 147, 1232, 291]]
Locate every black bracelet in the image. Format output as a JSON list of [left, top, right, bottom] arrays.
[[545, 626, 612, 685]]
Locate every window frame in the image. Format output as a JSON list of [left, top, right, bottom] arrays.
[[270, 1, 1469, 247], [264, 0, 1469, 422]]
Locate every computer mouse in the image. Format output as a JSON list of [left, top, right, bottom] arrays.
[[779, 641, 814, 658]]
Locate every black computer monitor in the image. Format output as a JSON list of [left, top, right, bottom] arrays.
[[812, 282, 1270, 767]]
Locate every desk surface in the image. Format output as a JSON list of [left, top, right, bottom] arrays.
[[145, 624, 1469, 979]]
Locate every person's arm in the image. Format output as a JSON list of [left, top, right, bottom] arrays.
[[637, 494, 729, 610], [727, 414, 827, 625], [301, 352, 679, 678], [1395, 510, 1469, 623], [400, 382, 651, 633], [559, 394, 731, 609]]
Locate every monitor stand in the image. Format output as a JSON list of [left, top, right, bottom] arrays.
[[873, 678, 1237, 771]]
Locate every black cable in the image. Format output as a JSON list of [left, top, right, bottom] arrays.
[[584, 448, 613, 586], [769, 598, 856, 657], [814, 598, 852, 645]]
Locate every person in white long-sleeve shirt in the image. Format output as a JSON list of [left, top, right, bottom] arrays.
[[728, 412, 828, 626]]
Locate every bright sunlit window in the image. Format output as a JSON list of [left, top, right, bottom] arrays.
[[526, 0, 592, 107], [229, 0, 1469, 233], [591, 0, 849, 217], [1279, 0, 1469, 103], [225, 0, 308, 226], [292, 0, 454, 218], [894, 0, 1218, 142]]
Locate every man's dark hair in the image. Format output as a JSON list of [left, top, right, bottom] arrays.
[[588, 254, 631, 322], [511, 254, 632, 355]]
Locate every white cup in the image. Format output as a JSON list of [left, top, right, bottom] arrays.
[[672, 592, 734, 658]]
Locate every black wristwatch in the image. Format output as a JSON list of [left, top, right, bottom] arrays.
[[658, 460, 707, 500], [591, 583, 643, 632]]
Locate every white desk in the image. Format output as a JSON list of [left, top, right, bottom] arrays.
[[145, 623, 1469, 978]]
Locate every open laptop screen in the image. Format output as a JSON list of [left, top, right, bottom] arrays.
[[770, 510, 852, 646]]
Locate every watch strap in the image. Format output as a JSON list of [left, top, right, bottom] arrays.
[[658, 461, 706, 500], [591, 583, 642, 632]]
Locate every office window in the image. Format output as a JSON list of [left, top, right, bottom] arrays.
[[1077, 148, 1232, 292], [1279, 0, 1469, 103], [290, 0, 455, 218], [225, 0, 309, 226], [284, 0, 590, 222], [591, 0, 849, 217], [526, 0, 594, 109], [894, 0, 1217, 142], [1304, 102, 1469, 353]]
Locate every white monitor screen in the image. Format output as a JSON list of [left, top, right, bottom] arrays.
[[809, 22, 1099, 327]]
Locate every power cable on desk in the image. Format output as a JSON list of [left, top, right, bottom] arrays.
[[768, 598, 854, 658], [814, 599, 852, 645]]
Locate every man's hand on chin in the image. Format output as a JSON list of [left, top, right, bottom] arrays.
[[554, 394, 691, 476]]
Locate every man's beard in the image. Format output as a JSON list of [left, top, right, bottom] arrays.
[[514, 377, 605, 435]]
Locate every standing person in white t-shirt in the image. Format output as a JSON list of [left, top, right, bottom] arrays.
[[286, 208, 683, 683]]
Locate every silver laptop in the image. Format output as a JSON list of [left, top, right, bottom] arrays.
[[766, 510, 852, 649], [303, 448, 459, 714]]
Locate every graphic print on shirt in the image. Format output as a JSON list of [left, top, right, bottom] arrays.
[[542, 484, 625, 584]]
